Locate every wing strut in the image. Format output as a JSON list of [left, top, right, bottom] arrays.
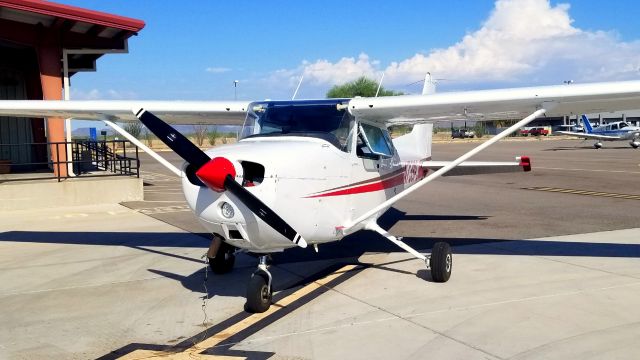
[[365, 222, 426, 261], [102, 119, 181, 177], [344, 107, 548, 232]]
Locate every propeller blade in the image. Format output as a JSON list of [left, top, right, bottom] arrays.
[[223, 175, 307, 248], [133, 109, 307, 249], [133, 108, 210, 168]]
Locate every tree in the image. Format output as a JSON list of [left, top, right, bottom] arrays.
[[192, 125, 208, 146], [326, 76, 403, 98], [124, 122, 143, 139]]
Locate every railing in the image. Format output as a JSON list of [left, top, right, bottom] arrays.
[[0, 140, 140, 182]]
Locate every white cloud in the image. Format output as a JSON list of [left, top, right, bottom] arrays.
[[269, 0, 640, 93], [205, 67, 232, 73], [299, 54, 380, 85], [71, 88, 137, 100], [261, 54, 382, 98]]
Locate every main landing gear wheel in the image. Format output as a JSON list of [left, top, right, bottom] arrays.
[[208, 237, 236, 274], [430, 242, 452, 283], [630, 141, 640, 149], [594, 142, 603, 149], [245, 255, 273, 313]]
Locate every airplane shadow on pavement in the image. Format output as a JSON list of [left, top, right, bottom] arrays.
[[2, 206, 640, 294]]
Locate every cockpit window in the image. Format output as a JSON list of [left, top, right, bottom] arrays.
[[620, 122, 628, 129], [358, 123, 395, 157], [239, 100, 353, 152]]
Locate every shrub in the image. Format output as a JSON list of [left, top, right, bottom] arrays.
[[207, 129, 219, 145], [473, 125, 484, 138]]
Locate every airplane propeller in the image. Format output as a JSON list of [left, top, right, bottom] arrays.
[[134, 108, 307, 248]]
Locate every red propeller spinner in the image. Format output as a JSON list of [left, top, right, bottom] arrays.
[[196, 157, 237, 192]]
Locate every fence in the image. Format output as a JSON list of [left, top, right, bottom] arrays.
[[0, 140, 140, 182]]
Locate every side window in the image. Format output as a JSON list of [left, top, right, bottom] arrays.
[[611, 123, 618, 130], [358, 123, 394, 158]]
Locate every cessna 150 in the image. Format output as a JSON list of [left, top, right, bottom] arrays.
[[2, 79, 640, 312]]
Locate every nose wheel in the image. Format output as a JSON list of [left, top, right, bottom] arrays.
[[245, 255, 273, 313], [594, 142, 603, 149]]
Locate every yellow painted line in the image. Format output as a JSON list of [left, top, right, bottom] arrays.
[[525, 187, 640, 201], [576, 191, 601, 196], [117, 264, 359, 360]]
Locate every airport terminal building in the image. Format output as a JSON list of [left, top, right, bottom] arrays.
[[0, 0, 145, 209], [0, 0, 144, 177]]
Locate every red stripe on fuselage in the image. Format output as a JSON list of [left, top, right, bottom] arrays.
[[306, 171, 407, 198]]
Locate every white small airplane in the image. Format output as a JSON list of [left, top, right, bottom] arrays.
[[557, 114, 640, 149], [2, 79, 640, 312]]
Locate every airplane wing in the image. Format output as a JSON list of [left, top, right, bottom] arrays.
[[348, 80, 640, 125], [555, 130, 621, 140], [0, 100, 250, 125]]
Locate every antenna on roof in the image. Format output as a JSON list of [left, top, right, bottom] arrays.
[[291, 75, 304, 100], [375, 72, 385, 97]]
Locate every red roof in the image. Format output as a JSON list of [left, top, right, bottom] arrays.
[[0, 0, 144, 32]]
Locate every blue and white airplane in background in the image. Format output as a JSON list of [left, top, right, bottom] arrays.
[[557, 114, 640, 149]]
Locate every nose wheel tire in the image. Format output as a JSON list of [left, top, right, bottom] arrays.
[[246, 273, 272, 313], [594, 142, 603, 149], [430, 242, 452, 283], [208, 241, 236, 274]]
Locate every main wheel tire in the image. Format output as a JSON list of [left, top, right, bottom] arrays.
[[208, 242, 236, 274], [430, 242, 452, 283], [246, 274, 272, 313]]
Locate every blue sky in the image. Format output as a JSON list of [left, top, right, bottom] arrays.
[[60, 0, 640, 101]]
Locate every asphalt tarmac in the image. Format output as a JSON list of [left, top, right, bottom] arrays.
[[1, 138, 639, 359]]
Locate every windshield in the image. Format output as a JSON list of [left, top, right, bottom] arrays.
[[240, 100, 353, 151]]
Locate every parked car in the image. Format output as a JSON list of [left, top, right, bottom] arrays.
[[519, 128, 530, 136], [529, 127, 549, 136], [452, 129, 476, 139]]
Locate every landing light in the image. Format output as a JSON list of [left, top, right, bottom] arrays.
[[221, 202, 235, 219]]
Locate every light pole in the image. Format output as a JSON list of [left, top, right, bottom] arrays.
[[234, 80, 239, 100]]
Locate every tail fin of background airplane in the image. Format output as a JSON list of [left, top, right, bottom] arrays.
[[393, 124, 433, 161], [421, 73, 436, 95], [581, 114, 594, 133]]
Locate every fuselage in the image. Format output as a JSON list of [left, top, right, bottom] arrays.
[[180, 100, 425, 252], [590, 121, 640, 140]]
